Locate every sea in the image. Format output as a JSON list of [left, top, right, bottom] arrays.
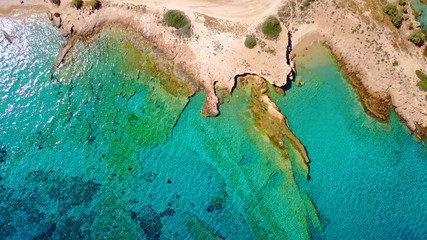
[[0, 15, 425, 240]]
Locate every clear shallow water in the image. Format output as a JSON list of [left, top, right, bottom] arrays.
[[0, 17, 316, 239], [272, 45, 427, 239], [1, 16, 426, 240]]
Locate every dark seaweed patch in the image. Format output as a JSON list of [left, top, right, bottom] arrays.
[[0, 146, 7, 163], [142, 171, 158, 183], [160, 208, 175, 217], [132, 205, 163, 240], [32, 223, 56, 240], [207, 203, 223, 212]]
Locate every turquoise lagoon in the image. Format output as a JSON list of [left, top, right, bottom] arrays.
[[0, 16, 426, 239], [273, 45, 426, 239]]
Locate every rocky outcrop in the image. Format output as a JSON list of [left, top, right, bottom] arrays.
[[330, 48, 392, 122], [53, 37, 76, 68], [44, 1, 292, 117], [3, 30, 12, 44], [61, 23, 74, 37], [237, 74, 310, 177], [52, 14, 61, 28]]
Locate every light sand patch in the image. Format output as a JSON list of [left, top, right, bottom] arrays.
[[128, 0, 282, 23]]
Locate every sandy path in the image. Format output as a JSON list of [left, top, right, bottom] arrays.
[[1, 0, 283, 22], [128, 0, 282, 22], [0, 0, 48, 17]]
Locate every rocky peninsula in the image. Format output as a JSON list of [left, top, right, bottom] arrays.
[[1, 0, 427, 141]]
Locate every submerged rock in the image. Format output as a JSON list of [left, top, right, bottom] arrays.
[[53, 37, 76, 68], [0, 146, 6, 163], [3, 31, 12, 44]]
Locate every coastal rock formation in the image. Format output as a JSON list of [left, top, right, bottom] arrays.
[[36, 0, 292, 118], [238, 74, 311, 175], [286, 0, 427, 140], [53, 37, 76, 68], [2, 30, 12, 44], [1, 0, 425, 140]]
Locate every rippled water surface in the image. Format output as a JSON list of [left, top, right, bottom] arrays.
[[1, 16, 426, 240], [273, 45, 427, 239], [1, 17, 317, 239], [412, 0, 427, 28]]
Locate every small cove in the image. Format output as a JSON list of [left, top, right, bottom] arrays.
[[272, 44, 427, 239]]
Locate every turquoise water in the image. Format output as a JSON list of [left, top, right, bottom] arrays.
[[273, 45, 427, 239], [412, 0, 427, 28], [1, 16, 426, 240], [0, 17, 317, 239]]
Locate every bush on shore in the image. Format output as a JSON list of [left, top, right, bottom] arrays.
[[302, 0, 314, 7], [89, 0, 101, 9], [383, 3, 403, 28], [72, 0, 82, 9], [402, 6, 407, 14], [163, 10, 191, 37], [416, 70, 427, 97], [408, 29, 425, 46], [416, 70, 427, 82], [262, 16, 282, 38], [244, 35, 257, 49], [50, 0, 60, 5], [398, 0, 406, 6], [164, 10, 189, 28]]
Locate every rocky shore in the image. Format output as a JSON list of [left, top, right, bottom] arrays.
[[286, 0, 427, 141], [1, 0, 426, 141]]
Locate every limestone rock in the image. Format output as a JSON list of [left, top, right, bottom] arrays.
[[61, 24, 74, 37], [53, 15, 62, 28], [260, 88, 268, 94]]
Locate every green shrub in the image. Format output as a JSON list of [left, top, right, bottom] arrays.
[[416, 80, 427, 91], [398, 0, 406, 6], [54, 12, 60, 17], [383, 3, 403, 28], [164, 10, 189, 29], [244, 35, 257, 49], [416, 70, 427, 97], [72, 0, 82, 9], [408, 22, 414, 29], [408, 29, 425, 46], [302, 0, 313, 7], [262, 16, 282, 38], [424, 45, 427, 57], [392, 61, 399, 66], [89, 0, 101, 9], [402, 6, 407, 14], [416, 70, 427, 81], [50, 0, 60, 5], [164, 10, 191, 37]]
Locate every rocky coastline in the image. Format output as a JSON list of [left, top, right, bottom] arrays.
[[287, 0, 427, 142], [1, 0, 426, 142]]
